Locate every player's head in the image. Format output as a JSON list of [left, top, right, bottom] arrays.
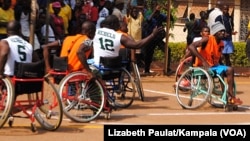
[[7, 20, 22, 36], [211, 21, 225, 39], [82, 21, 96, 39], [101, 15, 120, 31]]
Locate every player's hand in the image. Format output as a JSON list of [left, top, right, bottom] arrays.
[[152, 26, 165, 37]]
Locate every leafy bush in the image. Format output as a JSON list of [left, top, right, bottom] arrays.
[[153, 42, 250, 67]]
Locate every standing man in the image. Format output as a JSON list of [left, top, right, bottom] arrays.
[[215, 4, 237, 66], [183, 13, 195, 46], [207, 1, 223, 29], [245, 19, 250, 63], [142, 1, 174, 75], [126, 1, 144, 66], [112, 0, 125, 22]]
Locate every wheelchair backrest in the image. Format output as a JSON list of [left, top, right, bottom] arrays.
[[119, 48, 131, 62], [100, 56, 122, 68], [14, 60, 45, 78]]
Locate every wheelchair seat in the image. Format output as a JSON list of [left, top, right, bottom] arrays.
[[14, 60, 45, 95]]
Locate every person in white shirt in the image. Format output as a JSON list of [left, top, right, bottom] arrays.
[[96, 0, 113, 29], [207, 1, 223, 29]]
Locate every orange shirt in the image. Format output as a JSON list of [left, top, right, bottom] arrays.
[[60, 34, 92, 72], [196, 35, 224, 67]]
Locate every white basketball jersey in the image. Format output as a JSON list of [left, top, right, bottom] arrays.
[[4, 35, 33, 76], [93, 27, 122, 65]]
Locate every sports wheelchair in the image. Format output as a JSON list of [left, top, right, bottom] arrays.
[[0, 60, 63, 132], [56, 53, 136, 123], [175, 63, 238, 112]]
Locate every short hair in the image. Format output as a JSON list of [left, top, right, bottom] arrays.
[[101, 15, 120, 30], [7, 21, 21, 34]]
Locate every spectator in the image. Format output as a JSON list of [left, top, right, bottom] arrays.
[[81, 0, 92, 20], [112, 0, 125, 22], [14, 0, 41, 51], [188, 21, 242, 105], [192, 10, 208, 38], [50, 1, 65, 40], [70, 13, 87, 35], [90, 0, 99, 24], [215, 4, 237, 66], [64, 0, 76, 10], [49, 0, 72, 35], [38, 11, 56, 44], [207, 1, 223, 29], [183, 13, 196, 46], [0, 21, 36, 78], [0, 0, 14, 40], [92, 15, 164, 67], [37, 11, 58, 59], [37, 0, 49, 10], [245, 20, 250, 63], [96, 0, 112, 29], [192, 26, 210, 67], [126, 2, 144, 67], [142, 1, 174, 75]]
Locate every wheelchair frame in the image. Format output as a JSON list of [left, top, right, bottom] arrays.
[[175, 66, 238, 112], [0, 69, 63, 132]]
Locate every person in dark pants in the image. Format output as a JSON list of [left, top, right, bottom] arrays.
[[142, 1, 174, 75]]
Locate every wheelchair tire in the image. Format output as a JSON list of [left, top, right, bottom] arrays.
[[106, 67, 135, 108], [58, 72, 105, 122], [175, 56, 193, 82], [176, 67, 213, 109], [34, 74, 63, 131], [0, 77, 15, 128]]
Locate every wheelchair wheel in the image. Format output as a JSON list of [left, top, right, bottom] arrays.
[[0, 77, 14, 128], [176, 67, 213, 109], [109, 67, 135, 108], [175, 56, 193, 82], [131, 62, 144, 101], [58, 72, 105, 122], [34, 74, 63, 131]]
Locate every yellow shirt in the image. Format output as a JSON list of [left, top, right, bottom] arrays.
[[127, 12, 144, 42], [0, 8, 14, 34]]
